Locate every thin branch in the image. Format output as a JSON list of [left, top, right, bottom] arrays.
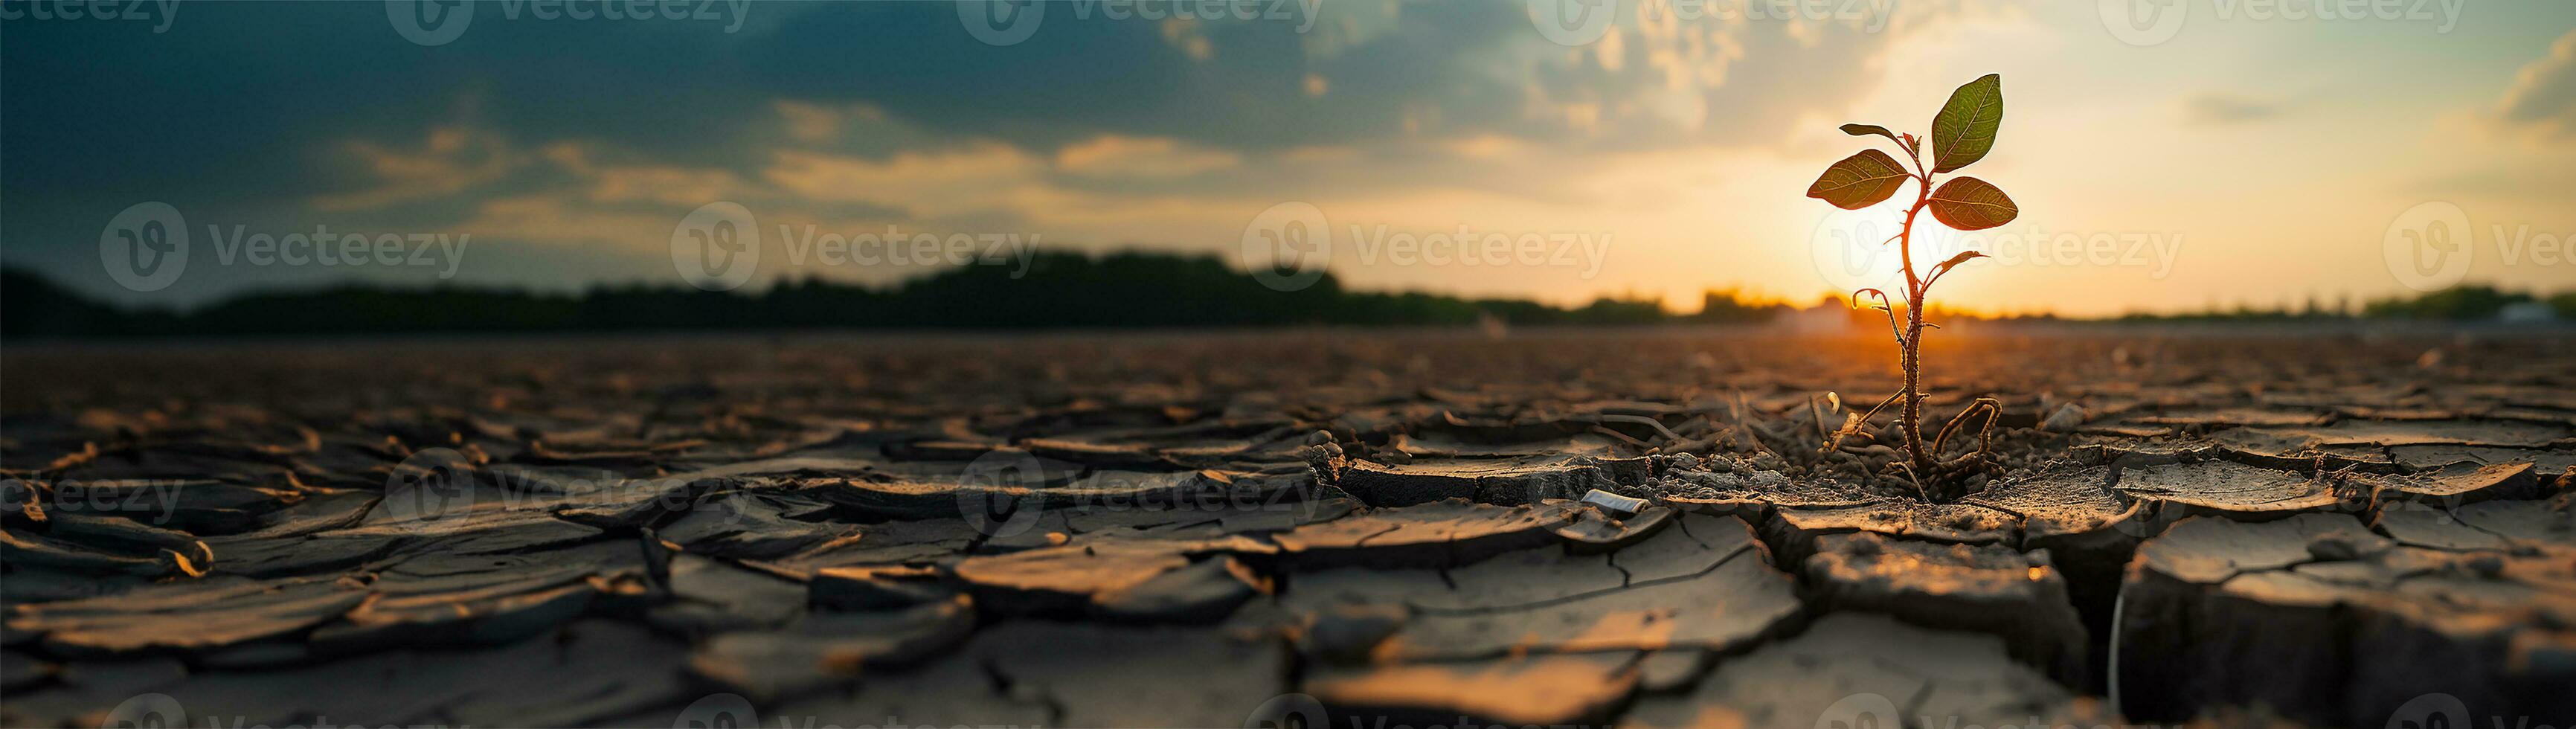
[[1932, 397, 2001, 457], [1589, 425, 1654, 449], [1809, 396, 1831, 441], [1890, 460, 1928, 500], [1851, 289, 1904, 347], [1597, 414, 1683, 443], [1820, 386, 1906, 454], [1853, 389, 1904, 424]]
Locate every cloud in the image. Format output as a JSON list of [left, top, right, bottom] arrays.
[[2409, 158, 2576, 205], [741, 1, 1936, 154], [584, 165, 754, 208], [0, 0, 1997, 304], [2180, 91, 2281, 126], [1056, 136, 1242, 179], [2496, 29, 2576, 138], [312, 126, 530, 211], [774, 101, 857, 144], [764, 144, 1047, 219], [449, 193, 687, 248]]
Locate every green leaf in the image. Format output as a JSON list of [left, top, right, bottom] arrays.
[[1927, 176, 2018, 230], [1805, 150, 1911, 210], [1840, 123, 1902, 145], [1929, 74, 2002, 173], [1933, 251, 1990, 272]]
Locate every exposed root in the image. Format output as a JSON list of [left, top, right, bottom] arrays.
[[1822, 394, 2005, 503], [1819, 390, 1904, 456]]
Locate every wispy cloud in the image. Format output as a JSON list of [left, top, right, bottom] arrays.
[[10, 1, 2576, 312], [2180, 91, 2282, 126], [2496, 29, 2576, 138], [313, 126, 527, 211]]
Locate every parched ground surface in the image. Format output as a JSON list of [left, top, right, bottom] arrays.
[[2, 327, 2572, 728]]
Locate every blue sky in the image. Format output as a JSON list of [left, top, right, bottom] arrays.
[[6, 0, 2575, 315]]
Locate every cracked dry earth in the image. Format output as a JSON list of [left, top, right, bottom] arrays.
[[2, 329, 2573, 729]]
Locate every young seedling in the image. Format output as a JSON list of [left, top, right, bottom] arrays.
[[1808, 74, 2019, 501]]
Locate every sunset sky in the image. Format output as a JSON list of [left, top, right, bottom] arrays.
[[7, 0, 2575, 317]]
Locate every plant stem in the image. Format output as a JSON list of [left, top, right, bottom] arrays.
[[1897, 150, 1937, 492]]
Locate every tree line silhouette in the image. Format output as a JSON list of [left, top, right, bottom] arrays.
[[1, 252, 1747, 339], [4, 251, 2565, 340]]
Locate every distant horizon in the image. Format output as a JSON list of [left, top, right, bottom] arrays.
[[13, 252, 2575, 320], [7, 248, 2566, 341], [10, 3, 2576, 318]]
